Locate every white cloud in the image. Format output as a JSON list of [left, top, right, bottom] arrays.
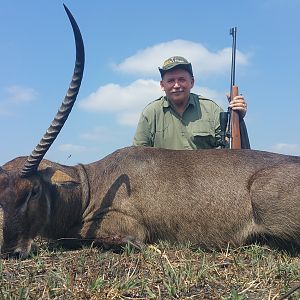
[[194, 86, 228, 108], [79, 79, 161, 112], [5, 85, 38, 103], [0, 85, 38, 115], [80, 126, 114, 141], [113, 39, 248, 78], [58, 144, 91, 153], [79, 79, 162, 126], [117, 112, 141, 126], [270, 143, 300, 156]]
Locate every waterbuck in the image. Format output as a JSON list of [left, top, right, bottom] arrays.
[[0, 6, 299, 259]]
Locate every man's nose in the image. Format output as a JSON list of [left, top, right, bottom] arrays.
[[173, 81, 180, 87]]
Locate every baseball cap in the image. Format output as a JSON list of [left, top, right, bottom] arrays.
[[158, 56, 193, 77]]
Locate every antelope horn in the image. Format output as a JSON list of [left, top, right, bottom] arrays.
[[20, 5, 85, 178]]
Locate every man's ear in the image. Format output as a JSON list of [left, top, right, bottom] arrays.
[[190, 77, 195, 88], [160, 80, 165, 90]]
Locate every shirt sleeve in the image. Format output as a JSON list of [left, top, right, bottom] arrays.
[[133, 112, 153, 146]]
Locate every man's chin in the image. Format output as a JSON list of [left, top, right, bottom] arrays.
[[169, 94, 186, 103]]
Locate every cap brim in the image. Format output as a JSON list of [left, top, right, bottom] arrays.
[[159, 64, 193, 77]]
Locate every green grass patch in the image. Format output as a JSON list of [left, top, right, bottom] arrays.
[[0, 240, 299, 299]]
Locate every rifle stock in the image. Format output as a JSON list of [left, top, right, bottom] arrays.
[[230, 85, 241, 149]]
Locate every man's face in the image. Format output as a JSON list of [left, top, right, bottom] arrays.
[[160, 69, 194, 107]]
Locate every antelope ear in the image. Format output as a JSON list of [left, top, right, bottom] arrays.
[[40, 168, 80, 187], [50, 170, 79, 185]]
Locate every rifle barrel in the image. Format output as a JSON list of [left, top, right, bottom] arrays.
[[230, 27, 237, 91], [228, 27, 241, 149]]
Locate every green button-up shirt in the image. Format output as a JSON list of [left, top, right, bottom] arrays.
[[133, 93, 223, 149]]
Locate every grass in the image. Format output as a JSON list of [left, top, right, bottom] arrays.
[[0, 239, 299, 299]]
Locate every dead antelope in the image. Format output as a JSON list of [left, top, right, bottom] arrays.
[[0, 7, 299, 259]]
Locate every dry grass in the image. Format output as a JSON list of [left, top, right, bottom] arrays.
[[0, 239, 299, 299]]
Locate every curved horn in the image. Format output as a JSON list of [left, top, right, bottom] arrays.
[[20, 5, 85, 178]]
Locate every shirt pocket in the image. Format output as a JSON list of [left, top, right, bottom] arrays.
[[191, 120, 217, 149], [151, 115, 170, 146]]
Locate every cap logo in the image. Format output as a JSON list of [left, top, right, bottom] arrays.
[[163, 56, 188, 68]]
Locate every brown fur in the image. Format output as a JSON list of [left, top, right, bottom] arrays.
[[0, 146, 299, 258]]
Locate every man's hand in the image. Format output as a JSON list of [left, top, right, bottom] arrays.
[[228, 94, 247, 118]]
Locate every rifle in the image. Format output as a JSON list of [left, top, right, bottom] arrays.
[[220, 27, 242, 149], [228, 27, 241, 149]]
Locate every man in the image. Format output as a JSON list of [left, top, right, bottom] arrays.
[[133, 56, 248, 149]]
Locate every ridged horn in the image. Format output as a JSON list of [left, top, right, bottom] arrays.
[[20, 5, 85, 178]]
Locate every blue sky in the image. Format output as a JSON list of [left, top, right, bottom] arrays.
[[1, 0, 299, 166]]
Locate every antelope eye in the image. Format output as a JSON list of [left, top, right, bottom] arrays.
[[31, 185, 41, 198]]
